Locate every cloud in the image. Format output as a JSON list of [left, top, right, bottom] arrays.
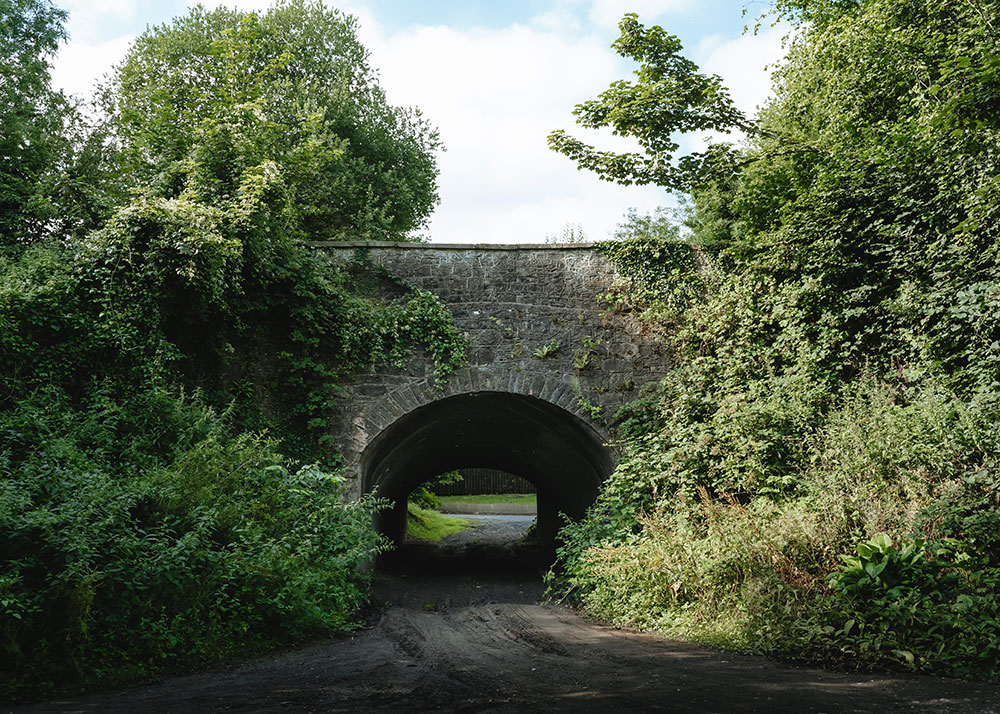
[[49, 1, 373, 103], [686, 23, 790, 152], [200, 0, 278, 13], [699, 25, 789, 118], [359, 20, 667, 243], [51, 34, 134, 101], [58, 0, 137, 42], [52, 1, 783, 245], [50, 0, 146, 100], [530, 8, 583, 35]]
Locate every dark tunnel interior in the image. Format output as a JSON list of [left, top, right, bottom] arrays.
[[361, 391, 616, 560]]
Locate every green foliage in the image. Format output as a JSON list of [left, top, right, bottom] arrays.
[[101, 0, 440, 243], [438, 493, 537, 506], [398, 288, 468, 383], [533, 339, 560, 359], [0, 1, 464, 697], [832, 534, 932, 601], [1, 214, 467, 467], [575, 394, 604, 424], [613, 206, 682, 242], [805, 535, 1000, 679], [596, 236, 705, 324], [0, 0, 119, 245], [552, 374, 1000, 678], [550, 0, 1000, 682], [573, 335, 601, 371], [548, 14, 751, 190], [0, 0, 65, 243], [712, 0, 1000, 393], [408, 470, 462, 510], [0, 388, 387, 696], [544, 222, 588, 243], [0, 152, 461, 696]]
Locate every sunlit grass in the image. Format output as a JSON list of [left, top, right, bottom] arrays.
[[407, 503, 472, 541], [437, 493, 537, 506]]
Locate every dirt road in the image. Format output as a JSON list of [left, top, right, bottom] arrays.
[[6, 517, 998, 713]]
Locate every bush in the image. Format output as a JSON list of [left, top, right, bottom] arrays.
[[550, 372, 1000, 679], [801, 534, 1000, 681], [0, 389, 387, 697], [547, 0, 1000, 684], [0, 1, 465, 699]]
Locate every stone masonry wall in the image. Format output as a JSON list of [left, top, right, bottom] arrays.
[[313, 241, 670, 496]]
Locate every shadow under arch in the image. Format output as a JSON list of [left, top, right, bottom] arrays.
[[361, 391, 616, 551]]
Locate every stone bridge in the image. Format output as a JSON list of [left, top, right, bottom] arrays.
[[314, 242, 672, 544]]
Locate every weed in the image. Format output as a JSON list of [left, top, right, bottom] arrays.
[[533, 339, 560, 359]]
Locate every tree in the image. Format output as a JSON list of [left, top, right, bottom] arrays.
[[722, 0, 1000, 389], [0, 0, 124, 247], [551, 3, 1000, 680], [612, 206, 681, 242], [101, 0, 441, 242], [0, 0, 68, 243], [552, 2, 1000, 388], [547, 13, 750, 191], [544, 222, 588, 243]]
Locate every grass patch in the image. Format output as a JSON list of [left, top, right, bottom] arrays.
[[407, 503, 472, 541], [438, 493, 537, 506]]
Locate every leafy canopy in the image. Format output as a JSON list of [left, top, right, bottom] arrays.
[[547, 13, 752, 190], [0, 0, 67, 242], [0, 0, 125, 247], [1, 0, 466, 696], [102, 0, 441, 242]]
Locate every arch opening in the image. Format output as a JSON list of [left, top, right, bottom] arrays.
[[361, 391, 616, 559]]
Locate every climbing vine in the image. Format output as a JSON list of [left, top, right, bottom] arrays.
[[0, 1, 462, 697], [596, 237, 707, 324], [243, 249, 466, 463]]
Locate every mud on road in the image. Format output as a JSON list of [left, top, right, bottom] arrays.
[[7, 516, 998, 714]]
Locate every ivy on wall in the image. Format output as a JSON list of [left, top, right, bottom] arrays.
[[596, 237, 707, 326]]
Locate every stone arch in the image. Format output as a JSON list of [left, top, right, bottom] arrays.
[[338, 362, 613, 488], [319, 241, 677, 548], [357, 380, 616, 546]]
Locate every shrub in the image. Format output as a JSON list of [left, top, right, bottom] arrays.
[[0, 389, 387, 697], [801, 534, 1000, 681], [550, 372, 1000, 679]]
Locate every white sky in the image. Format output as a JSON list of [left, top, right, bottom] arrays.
[[49, 0, 789, 244]]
